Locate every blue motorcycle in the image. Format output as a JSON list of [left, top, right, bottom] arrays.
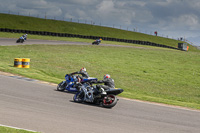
[[16, 34, 28, 43], [57, 74, 98, 92]]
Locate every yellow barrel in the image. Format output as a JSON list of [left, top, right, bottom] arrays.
[[14, 58, 22, 68], [22, 58, 30, 68]]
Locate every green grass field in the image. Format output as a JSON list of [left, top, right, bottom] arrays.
[[0, 38, 200, 109]]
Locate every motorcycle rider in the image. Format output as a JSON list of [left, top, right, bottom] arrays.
[[97, 38, 102, 44], [67, 68, 89, 91], [69, 67, 89, 79], [92, 38, 102, 45], [92, 74, 115, 95], [21, 34, 28, 41]]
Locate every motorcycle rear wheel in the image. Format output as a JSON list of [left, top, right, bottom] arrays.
[[102, 94, 117, 108], [20, 39, 24, 43]]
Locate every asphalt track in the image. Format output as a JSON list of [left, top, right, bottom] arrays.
[[1, 38, 200, 133], [0, 38, 90, 46], [1, 73, 200, 133], [0, 37, 148, 49]]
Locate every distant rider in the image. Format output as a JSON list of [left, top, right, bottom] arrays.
[[21, 34, 28, 41], [92, 74, 115, 95], [96, 38, 102, 45]]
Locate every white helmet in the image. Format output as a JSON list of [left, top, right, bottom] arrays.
[[80, 67, 86, 72], [104, 74, 110, 79]]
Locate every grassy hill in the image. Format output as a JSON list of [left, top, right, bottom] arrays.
[[0, 13, 187, 48]]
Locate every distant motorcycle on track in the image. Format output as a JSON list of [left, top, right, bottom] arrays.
[[16, 34, 28, 43], [92, 38, 102, 45]]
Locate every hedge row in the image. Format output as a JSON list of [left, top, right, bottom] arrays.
[[0, 28, 177, 50]]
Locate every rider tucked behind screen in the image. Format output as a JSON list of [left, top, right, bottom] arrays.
[[97, 38, 102, 43], [92, 74, 115, 95], [22, 34, 28, 41]]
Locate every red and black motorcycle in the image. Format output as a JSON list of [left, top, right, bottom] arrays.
[[92, 38, 102, 45]]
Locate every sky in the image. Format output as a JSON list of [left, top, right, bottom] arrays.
[[0, 0, 200, 46]]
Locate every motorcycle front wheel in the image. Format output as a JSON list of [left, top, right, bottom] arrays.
[[16, 39, 20, 43], [73, 91, 85, 103], [20, 39, 24, 43], [102, 94, 117, 108], [57, 81, 66, 91]]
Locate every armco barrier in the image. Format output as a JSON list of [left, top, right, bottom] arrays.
[[0, 28, 178, 50]]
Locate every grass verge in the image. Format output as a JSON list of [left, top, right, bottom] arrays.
[[0, 126, 39, 133]]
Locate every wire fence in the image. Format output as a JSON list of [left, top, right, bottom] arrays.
[[1, 10, 182, 41]]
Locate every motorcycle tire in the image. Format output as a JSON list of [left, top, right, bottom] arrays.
[[102, 94, 118, 108], [92, 42, 99, 45], [20, 39, 24, 43], [16, 39, 20, 43], [57, 81, 66, 91], [73, 91, 84, 103]]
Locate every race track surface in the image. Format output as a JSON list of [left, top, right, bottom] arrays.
[[0, 38, 90, 46], [0, 73, 200, 133], [0, 38, 148, 49]]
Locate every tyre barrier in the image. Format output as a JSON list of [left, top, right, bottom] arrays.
[[14, 58, 22, 68], [0, 28, 178, 50], [22, 58, 30, 68], [14, 58, 30, 68]]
